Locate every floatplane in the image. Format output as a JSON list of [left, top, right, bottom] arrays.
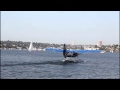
[[55, 44, 101, 62], [45, 44, 101, 62]]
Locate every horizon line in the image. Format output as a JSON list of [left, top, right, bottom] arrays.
[[1, 39, 119, 45]]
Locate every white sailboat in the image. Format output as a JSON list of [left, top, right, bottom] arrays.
[[28, 41, 34, 51]]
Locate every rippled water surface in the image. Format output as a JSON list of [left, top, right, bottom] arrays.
[[1, 50, 119, 79]]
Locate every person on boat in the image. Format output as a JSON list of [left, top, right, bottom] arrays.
[[65, 52, 79, 57], [63, 44, 79, 58]]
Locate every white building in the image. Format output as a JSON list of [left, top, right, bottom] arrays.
[[97, 41, 102, 47]]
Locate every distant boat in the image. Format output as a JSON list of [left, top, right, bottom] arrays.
[[100, 51, 105, 53], [28, 41, 34, 51], [111, 50, 114, 53]]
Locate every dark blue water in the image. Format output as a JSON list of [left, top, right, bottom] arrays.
[[1, 50, 119, 79]]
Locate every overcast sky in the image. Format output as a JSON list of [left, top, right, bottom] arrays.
[[1, 11, 119, 45]]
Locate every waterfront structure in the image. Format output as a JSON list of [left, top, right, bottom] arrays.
[[97, 41, 102, 47]]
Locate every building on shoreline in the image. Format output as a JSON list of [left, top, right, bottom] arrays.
[[0, 40, 120, 52]]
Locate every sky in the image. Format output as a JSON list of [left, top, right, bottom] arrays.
[[1, 11, 119, 45]]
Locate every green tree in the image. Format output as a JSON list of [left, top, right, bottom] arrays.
[[99, 45, 105, 50], [81, 46, 84, 50], [94, 45, 98, 48]]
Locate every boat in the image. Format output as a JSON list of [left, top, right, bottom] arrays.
[[110, 50, 114, 53], [111, 51, 114, 53], [100, 50, 105, 53]]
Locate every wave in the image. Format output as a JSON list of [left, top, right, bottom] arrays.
[[1, 60, 84, 66]]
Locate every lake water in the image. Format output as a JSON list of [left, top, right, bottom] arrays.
[[1, 50, 119, 79]]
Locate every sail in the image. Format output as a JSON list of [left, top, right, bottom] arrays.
[[28, 41, 33, 51], [63, 44, 67, 58]]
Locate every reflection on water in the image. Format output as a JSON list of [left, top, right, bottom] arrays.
[[1, 50, 119, 79]]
